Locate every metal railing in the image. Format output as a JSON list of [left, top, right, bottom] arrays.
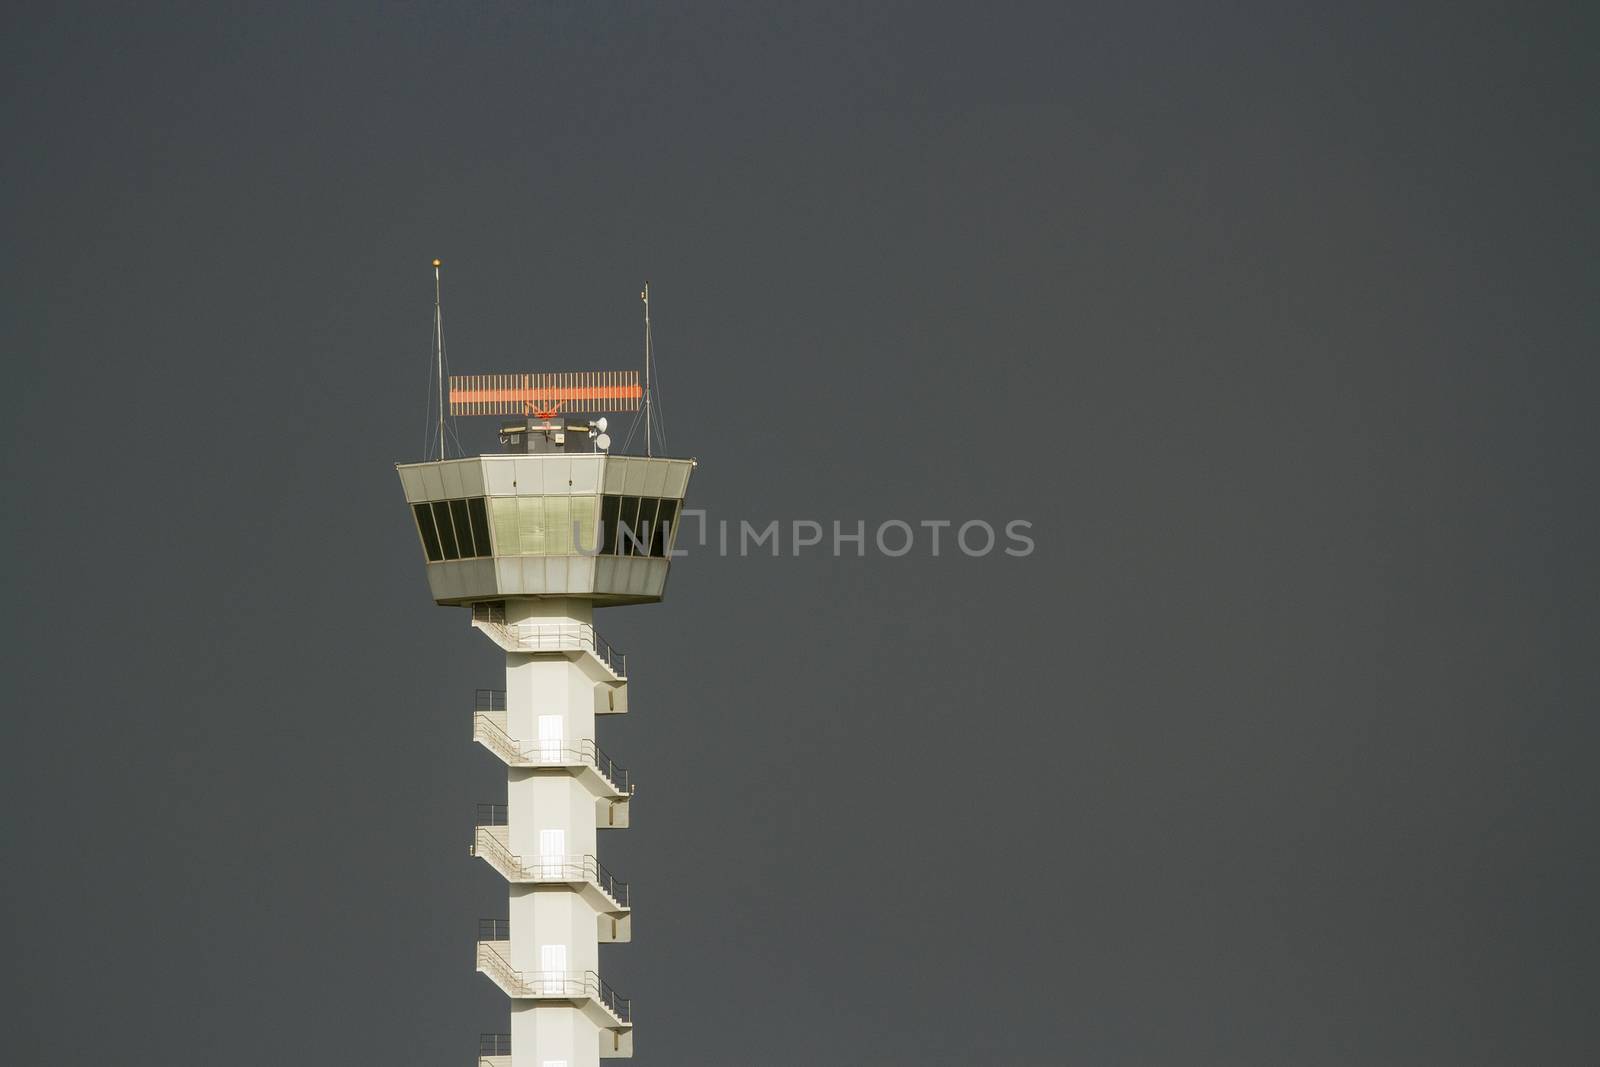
[[596, 971, 631, 1024], [475, 940, 522, 996], [470, 604, 627, 678], [582, 854, 628, 908], [588, 743, 630, 794], [471, 827, 629, 909], [471, 709, 632, 793], [479, 1033, 511, 1056], [477, 918, 510, 941], [475, 803, 508, 826], [474, 943, 631, 1023], [474, 688, 506, 712]]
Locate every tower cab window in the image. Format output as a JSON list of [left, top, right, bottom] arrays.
[[413, 497, 492, 562]]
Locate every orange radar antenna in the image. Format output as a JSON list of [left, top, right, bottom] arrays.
[[448, 371, 643, 417]]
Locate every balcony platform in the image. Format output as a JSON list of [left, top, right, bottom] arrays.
[[472, 709, 632, 828], [472, 828, 631, 940], [475, 941, 633, 1042], [470, 610, 629, 684], [473, 710, 631, 792]]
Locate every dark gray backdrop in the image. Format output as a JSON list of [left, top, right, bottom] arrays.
[[3, 3, 1596, 1064]]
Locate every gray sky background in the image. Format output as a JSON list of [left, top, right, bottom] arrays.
[[3, 3, 1597, 1064]]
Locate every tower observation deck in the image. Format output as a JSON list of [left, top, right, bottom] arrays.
[[397, 278, 694, 1065]]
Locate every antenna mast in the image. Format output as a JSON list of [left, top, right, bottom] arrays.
[[641, 281, 653, 458], [433, 259, 446, 460]]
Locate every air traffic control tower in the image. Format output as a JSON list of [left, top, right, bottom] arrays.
[[397, 309, 693, 1066]]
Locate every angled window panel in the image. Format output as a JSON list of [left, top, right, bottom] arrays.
[[413, 503, 443, 562], [631, 498, 660, 557], [617, 496, 642, 555], [430, 501, 460, 560], [653, 499, 678, 557], [467, 497, 492, 557], [449, 498, 475, 556], [599, 495, 620, 555]]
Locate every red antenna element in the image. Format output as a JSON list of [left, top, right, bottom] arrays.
[[449, 371, 642, 417]]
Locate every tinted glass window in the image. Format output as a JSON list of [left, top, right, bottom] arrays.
[[617, 497, 641, 555], [431, 501, 461, 560], [632, 498, 660, 557], [413, 503, 443, 561], [653, 499, 677, 557], [600, 496, 620, 555], [449, 499, 475, 556], [468, 498, 492, 556]]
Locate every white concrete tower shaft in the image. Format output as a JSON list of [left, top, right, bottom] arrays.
[[473, 598, 634, 1065]]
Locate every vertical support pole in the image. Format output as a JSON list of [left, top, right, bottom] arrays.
[[434, 259, 446, 461], [641, 281, 652, 458]]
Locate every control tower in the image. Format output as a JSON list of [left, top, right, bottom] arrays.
[[396, 274, 693, 1067]]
